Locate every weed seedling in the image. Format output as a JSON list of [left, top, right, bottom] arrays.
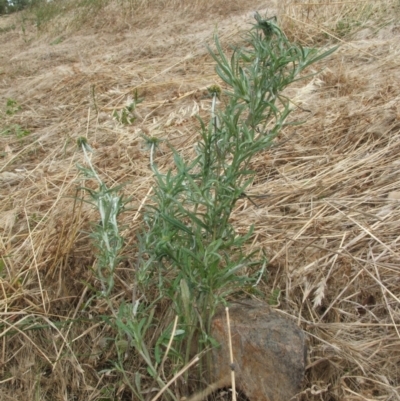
[[1, 124, 30, 139], [113, 90, 143, 125], [5, 99, 21, 116]]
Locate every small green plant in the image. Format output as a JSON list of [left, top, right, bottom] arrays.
[[1, 124, 30, 139], [5, 99, 21, 116], [113, 104, 135, 124], [140, 133, 163, 170], [77, 136, 177, 401], [269, 288, 281, 306], [113, 91, 143, 125], [76, 137, 126, 298]]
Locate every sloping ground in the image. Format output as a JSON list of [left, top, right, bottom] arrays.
[[0, 0, 400, 400]]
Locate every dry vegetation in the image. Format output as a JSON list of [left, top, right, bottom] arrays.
[[1, 0, 400, 400]]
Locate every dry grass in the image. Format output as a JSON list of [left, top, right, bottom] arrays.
[[278, 0, 398, 44], [1, 0, 400, 400]]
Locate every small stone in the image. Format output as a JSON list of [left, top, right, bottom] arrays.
[[211, 300, 306, 401]]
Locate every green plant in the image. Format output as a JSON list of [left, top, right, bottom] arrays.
[[77, 137, 178, 399], [136, 12, 337, 389], [113, 91, 143, 125], [1, 124, 30, 138], [79, 14, 336, 399], [269, 288, 281, 306], [5, 98, 21, 115], [76, 137, 126, 299], [141, 133, 163, 170]]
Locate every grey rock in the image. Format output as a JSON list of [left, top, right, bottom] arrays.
[[211, 300, 306, 401]]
